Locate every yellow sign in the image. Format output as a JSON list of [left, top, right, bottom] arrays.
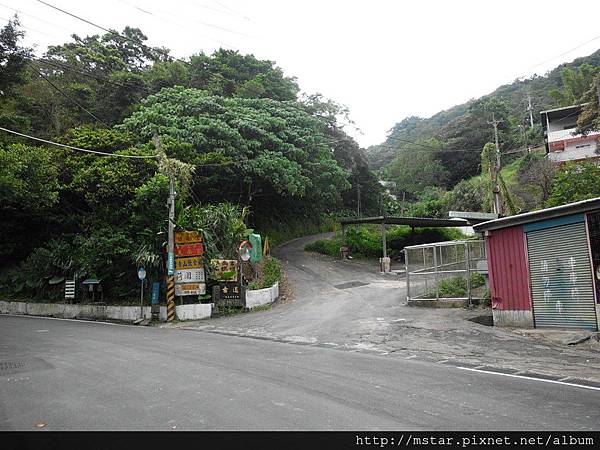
[[175, 256, 203, 270], [175, 283, 206, 296], [175, 231, 203, 244]]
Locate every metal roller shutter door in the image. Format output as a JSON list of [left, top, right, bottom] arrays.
[[527, 222, 597, 330]]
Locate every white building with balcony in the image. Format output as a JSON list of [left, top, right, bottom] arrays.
[[540, 104, 600, 163]]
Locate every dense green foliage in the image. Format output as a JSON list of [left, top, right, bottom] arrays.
[[546, 162, 600, 207], [305, 225, 464, 259], [368, 50, 600, 196], [0, 21, 383, 302]]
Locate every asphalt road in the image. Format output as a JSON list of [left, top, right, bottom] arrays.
[[1, 314, 600, 430], [2, 233, 600, 430]]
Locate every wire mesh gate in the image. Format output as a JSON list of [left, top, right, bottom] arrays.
[[404, 240, 487, 305]]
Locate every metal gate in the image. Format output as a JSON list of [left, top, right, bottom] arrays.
[[526, 219, 597, 330]]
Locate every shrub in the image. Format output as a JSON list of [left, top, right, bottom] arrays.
[[248, 256, 283, 290], [470, 272, 486, 288]]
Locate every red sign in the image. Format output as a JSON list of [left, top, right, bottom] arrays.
[[175, 243, 204, 257]]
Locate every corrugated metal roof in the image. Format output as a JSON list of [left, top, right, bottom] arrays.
[[473, 197, 600, 232], [340, 216, 469, 227]]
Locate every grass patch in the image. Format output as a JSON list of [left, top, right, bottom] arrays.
[[250, 304, 272, 312]]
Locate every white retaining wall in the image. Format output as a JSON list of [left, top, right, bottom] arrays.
[[245, 282, 279, 309], [0, 301, 212, 322]]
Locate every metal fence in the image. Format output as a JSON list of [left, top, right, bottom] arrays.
[[404, 240, 487, 305]]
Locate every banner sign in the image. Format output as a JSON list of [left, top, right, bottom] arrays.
[[175, 243, 204, 257], [175, 283, 206, 296], [176, 268, 205, 283], [175, 231, 203, 244]]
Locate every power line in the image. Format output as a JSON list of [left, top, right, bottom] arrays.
[[529, 33, 600, 72], [35, 0, 185, 65], [30, 63, 110, 127], [0, 126, 158, 159], [115, 0, 237, 49]]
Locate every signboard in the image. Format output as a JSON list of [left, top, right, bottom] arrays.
[[176, 231, 203, 244], [175, 243, 204, 257], [167, 252, 175, 276], [175, 283, 206, 296], [219, 281, 241, 300], [211, 259, 239, 281], [175, 256, 203, 270], [176, 268, 205, 283], [174, 230, 205, 296], [151, 282, 160, 305]]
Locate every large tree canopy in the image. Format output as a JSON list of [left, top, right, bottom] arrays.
[[119, 86, 351, 220]]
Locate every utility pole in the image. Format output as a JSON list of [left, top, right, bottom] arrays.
[[166, 171, 176, 322], [154, 135, 176, 323], [488, 113, 503, 216], [527, 93, 534, 129]]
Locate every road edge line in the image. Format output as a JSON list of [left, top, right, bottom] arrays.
[[456, 366, 600, 391]]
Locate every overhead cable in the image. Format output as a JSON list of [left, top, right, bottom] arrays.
[[0, 126, 158, 159]]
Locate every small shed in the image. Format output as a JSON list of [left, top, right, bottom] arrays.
[[474, 198, 600, 330]]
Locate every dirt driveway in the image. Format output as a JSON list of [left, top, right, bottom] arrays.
[[183, 233, 600, 385]]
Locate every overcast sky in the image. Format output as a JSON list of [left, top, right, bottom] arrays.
[[4, 0, 600, 147]]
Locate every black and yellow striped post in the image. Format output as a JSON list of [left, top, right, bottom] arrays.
[[166, 276, 176, 322]]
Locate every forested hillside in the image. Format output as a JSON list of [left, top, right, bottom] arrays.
[[368, 49, 600, 218], [0, 17, 381, 300], [367, 50, 600, 187]]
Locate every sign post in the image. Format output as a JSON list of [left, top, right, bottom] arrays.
[[137, 267, 146, 319]]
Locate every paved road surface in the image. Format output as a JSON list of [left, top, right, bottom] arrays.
[[1, 314, 600, 430], [192, 233, 600, 382], [2, 233, 600, 430]]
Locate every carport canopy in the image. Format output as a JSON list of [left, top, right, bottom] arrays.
[[339, 216, 470, 259]]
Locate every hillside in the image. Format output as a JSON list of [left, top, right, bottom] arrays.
[[366, 49, 600, 185]]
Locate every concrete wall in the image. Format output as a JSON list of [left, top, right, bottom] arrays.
[[0, 301, 212, 322], [492, 309, 534, 328], [246, 282, 279, 309], [175, 303, 212, 321], [549, 141, 599, 162]]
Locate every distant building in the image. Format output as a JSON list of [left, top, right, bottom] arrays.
[[540, 104, 600, 163]]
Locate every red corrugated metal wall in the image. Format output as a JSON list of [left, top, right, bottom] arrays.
[[486, 225, 532, 310]]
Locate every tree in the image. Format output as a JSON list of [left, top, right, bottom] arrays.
[[119, 86, 350, 221], [386, 143, 448, 201], [188, 49, 299, 101], [45, 27, 166, 75], [576, 73, 600, 135], [515, 152, 556, 210], [0, 143, 61, 262], [546, 162, 600, 207], [0, 16, 32, 95], [549, 64, 599, 107], [449, 177, 487, 213]]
